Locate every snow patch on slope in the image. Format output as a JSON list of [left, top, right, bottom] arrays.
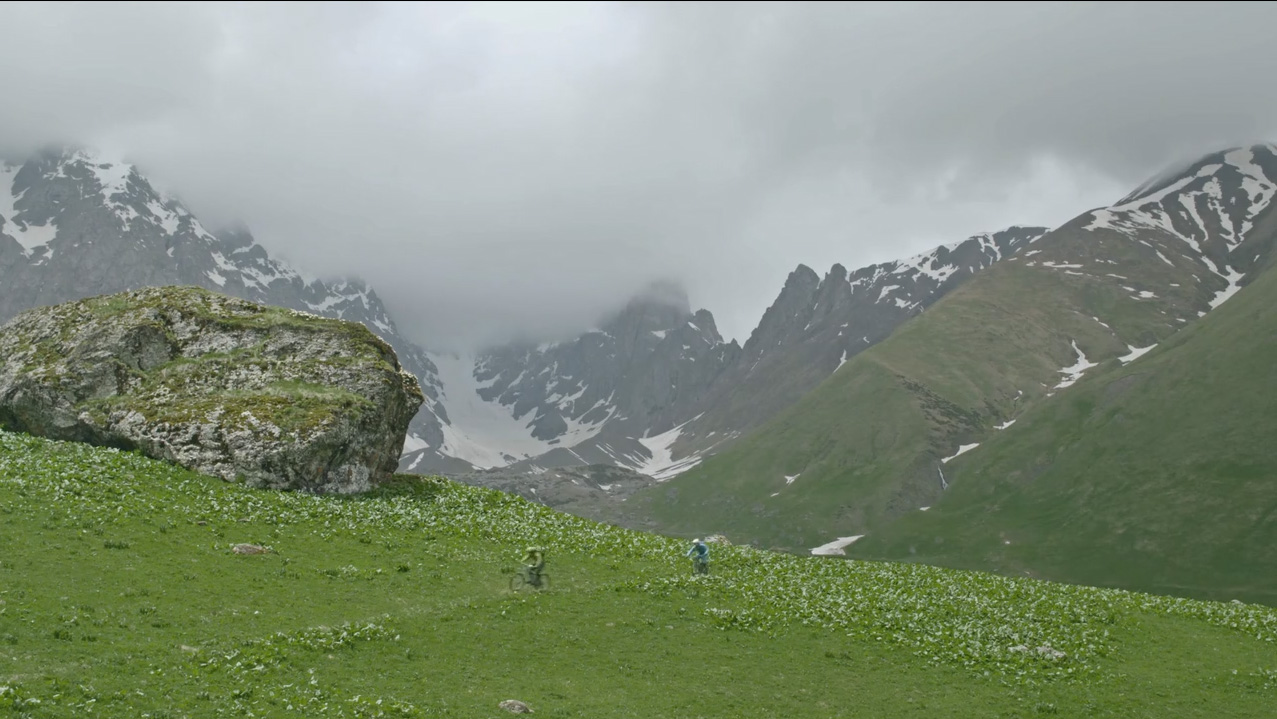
[[892, 242, 961, 284], [877, 284, 901, 303], [1118, 344, 1157, 364], [835, 349, 849, 373], [810, 535, 864, 556], [0, 163, 58, 254], [146, 198, 182, 235], [633, 416, 704, 481], [429, 353, 561, 469], [1208, 264, 1246, 310], [1224, 147, 1276, 242], [941, 443, 980, 464], [402, 433, 429, 454], [90, 160, 132, 201], [1053, 340, 1098, 390]]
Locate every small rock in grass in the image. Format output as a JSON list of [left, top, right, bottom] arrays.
[[1036, 645, 1066, 660], [232, 543, 271, 555], [499, 699, 533, 713]]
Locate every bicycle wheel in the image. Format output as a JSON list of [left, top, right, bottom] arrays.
[[537, 573, 551, 591], [509, 573, 527, 592]]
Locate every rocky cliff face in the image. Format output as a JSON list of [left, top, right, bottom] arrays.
[[0, 286, 423, 493], [401, 281, 741, 475]]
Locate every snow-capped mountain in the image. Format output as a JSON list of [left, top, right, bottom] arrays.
[[402, 226, 1047, 481], [0, 147, 446, 448], [635, 143, 1277, 555], [646, 144, 1277, 486], [1004, 143, 1277, 328], [401, 282, 742, 476], [737, 225, 1050, 373]]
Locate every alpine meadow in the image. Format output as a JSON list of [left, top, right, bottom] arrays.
[[2, 3, 1277, 718]]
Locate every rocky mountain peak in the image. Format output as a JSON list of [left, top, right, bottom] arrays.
[[742, 264, 822, 355], [689, 309, 725, 344], [787, 263, 821, 288]]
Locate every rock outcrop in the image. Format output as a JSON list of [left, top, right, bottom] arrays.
[[0, 286, 424, 493], [1, 148, 447, 477]]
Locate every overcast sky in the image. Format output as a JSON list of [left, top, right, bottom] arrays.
[[3, 1, 1276, 350]]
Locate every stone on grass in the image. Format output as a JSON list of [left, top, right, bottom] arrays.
[[0, 286, 424, 493]]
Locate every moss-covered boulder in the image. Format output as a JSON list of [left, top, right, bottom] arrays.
[[0, 286, 424, 493]]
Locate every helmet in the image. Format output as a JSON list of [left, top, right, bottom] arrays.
[[526, 546, 539, 553], [692, 538, 702, 544]]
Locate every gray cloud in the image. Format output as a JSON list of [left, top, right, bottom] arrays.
[[2, 1, 1275, 349]]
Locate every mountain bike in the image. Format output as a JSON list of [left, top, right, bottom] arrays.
[[509, 566, 551, 591]]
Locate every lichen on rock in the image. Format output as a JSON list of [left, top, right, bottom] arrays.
[[0, 286, 424, 493]]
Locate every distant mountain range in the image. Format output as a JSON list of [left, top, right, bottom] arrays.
[[400, 225, 1053, 480], [631, 143, 1277, 604], [1, 145, 1047, 485]]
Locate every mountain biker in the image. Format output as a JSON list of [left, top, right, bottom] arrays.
[[686, 538, 709, 575], [521, 546, 546, 586]]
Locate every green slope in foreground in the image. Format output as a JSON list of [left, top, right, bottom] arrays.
[[2, 430, 1277, 717], [856, 248, 1277, 606]]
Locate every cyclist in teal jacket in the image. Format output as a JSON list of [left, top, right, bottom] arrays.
[[686, 538, 709, 575]]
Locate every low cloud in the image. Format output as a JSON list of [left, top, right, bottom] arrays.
[[2, 2, 1274, 349]]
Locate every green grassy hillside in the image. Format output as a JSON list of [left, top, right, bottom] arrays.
[[855, 245, 1277, 605], [2, 429, 1277, 717]]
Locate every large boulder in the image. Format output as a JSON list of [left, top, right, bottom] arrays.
[[0, 286, 424, 493]]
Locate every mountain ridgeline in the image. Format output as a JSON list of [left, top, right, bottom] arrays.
[[402, 225, 1050, 483], [633, 143, 1277, 603], [658, 225, 1050, 468]]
